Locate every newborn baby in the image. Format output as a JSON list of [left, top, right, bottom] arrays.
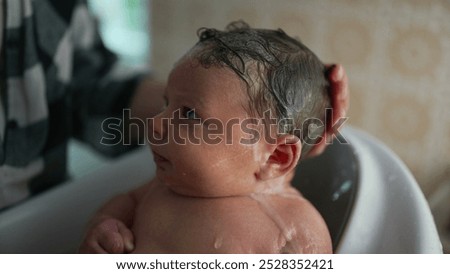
[[80, 21, 343, 253]]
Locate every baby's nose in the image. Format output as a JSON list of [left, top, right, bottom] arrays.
[[148, 113, 168, 145]]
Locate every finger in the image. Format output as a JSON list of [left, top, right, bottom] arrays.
[[117, 222, 135, 253], [306, 64, 350, 158], [325, 64, 349, 130], [330, 64, 350, 114], [88, 241, 109, 254], [98, 231, 125, 254]]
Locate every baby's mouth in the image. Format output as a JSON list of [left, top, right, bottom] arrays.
[[152, 150, 169, 165]]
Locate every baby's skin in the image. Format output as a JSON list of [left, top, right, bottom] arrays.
[[79, 58, 349, 254], [132, 59, 330, 253], [131, 178, 331, 253]]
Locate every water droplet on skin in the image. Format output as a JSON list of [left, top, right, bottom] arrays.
[[214, 237, 223, 249], [250, 193, 300, 253]]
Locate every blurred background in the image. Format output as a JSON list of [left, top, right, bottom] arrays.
[[82, 0, 449, 252]]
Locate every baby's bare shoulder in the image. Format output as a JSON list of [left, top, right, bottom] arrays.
[[211, 194, 332, 253], [272, 195, 332, 253]]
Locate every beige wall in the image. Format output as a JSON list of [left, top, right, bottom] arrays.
[[150, 0, 450, 197]]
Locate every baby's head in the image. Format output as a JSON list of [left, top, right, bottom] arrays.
[[190, 21, 330, 157], [150, 21, 330, 197]]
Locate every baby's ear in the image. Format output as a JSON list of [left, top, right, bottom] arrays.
[[257, 135, 302, 180]]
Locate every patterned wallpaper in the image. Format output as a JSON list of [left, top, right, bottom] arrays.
[[150, 0, 450, 197]]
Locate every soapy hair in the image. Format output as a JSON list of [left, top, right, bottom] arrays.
[[192, 21, 330, 157]]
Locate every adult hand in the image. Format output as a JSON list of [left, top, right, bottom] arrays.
[[307, 64, 350, 158]]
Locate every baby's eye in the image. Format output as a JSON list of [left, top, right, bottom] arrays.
[[182, 107, 200, 120], [161, 96, 169, 111]]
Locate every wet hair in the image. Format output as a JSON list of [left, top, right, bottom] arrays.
[[191, 21, 330, 157]]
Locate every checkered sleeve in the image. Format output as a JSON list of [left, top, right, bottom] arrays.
[[0, 0, 147, 208]]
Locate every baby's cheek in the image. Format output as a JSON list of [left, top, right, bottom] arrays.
[[171, 155, 216, 191]]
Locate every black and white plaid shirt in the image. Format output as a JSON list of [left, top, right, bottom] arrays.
[[0, 0, 144, 209]]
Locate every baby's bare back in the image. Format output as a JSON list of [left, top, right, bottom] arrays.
[[131, 180, 331, 254]]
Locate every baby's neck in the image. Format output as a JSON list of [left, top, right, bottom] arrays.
[[253, 175, 294, 195], [161, 176, 294, 199]]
